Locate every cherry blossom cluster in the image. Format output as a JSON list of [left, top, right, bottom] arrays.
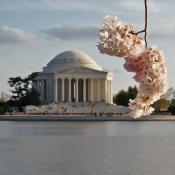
[[97, 15, 144, 57], [97, 15, 168, 118], [125, 48, 168, 118]]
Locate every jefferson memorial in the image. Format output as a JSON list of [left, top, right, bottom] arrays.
[[33, 50, 113, 104]]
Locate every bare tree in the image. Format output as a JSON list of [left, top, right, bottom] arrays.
[[161, 87, 175, 101], [0, 92, 10, 102]]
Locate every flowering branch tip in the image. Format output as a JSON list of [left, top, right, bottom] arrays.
[[97, 15, 168, 118]]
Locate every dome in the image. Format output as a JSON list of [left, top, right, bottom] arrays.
[[43, 50, 101, 73]]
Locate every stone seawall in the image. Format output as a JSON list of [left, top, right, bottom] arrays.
[[0, 115, 175, 121]]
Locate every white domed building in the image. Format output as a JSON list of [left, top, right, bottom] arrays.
[[33, 50, 113, 104]]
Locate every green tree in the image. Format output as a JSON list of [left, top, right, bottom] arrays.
[[8, 72, 40, 110], [113, 90, 128, 106], [22, 89, 40, 106], [168, 99, 175, 115], [0, 101, 9, 114], [113, 86, 138, 106], [8, 76, 25, 107], [127, 86, 138, 100], [152, 98, 169, 112]]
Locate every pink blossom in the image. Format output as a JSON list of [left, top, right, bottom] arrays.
[[97, 15, 168, 118]]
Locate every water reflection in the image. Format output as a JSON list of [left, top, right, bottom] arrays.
[[0, 121, 175, 175]]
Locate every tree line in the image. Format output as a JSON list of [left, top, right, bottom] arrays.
[[0, 73, 175, 115], [113, 86, 175, 114], [0, 72, 40, 114]]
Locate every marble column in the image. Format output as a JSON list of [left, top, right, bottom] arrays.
[[110, 80, 113, 104], [75, 78, 79, 102], [90, 79, 94, 102], [107, 80, 110, 103], [62, 78, 65, 101], [46, 79, 49, 103], [104, 79, 107, 103], [83, 78, 86, 102], [32, 80, 36, 91], [41, 79, 45, 103], [37, 80, 42, 101], [108, 80, 110, 103], [37, 80, 40, 93], [68, 78, 72, 102], [97, 79, 101, 102], [54, 78, 57, 102], [45, 79, 47, 102]]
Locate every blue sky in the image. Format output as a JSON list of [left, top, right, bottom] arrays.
[[0, 0, 174, 94]]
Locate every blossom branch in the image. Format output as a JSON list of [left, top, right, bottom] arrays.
[[144, 0, 148, 47], [97, 0, 168, 118], [133, 0, 148, 47]]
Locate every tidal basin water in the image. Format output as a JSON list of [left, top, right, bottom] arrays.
[[0, 121, 175, 175]]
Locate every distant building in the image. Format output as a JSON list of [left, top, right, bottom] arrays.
[[33, 50, 113, 104]]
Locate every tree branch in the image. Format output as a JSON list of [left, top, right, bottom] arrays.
[[132, 0, 148, 47], [144, 0, 148, 47]]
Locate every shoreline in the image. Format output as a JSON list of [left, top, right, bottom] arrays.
[[0, 114, 175, 121]]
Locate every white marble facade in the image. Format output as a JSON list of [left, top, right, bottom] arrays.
[[33, 51, 113, 104]]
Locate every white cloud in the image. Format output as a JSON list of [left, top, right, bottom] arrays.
[[150, 31, 175, 39], [42, 25, 98, 41], [0, 0, 122, 15], [148, 17, 175, 39], [118, 0, 161, 13], [0, 0, 104, 12], [0, 26, 37, 45], [46, 1, 95, 11]]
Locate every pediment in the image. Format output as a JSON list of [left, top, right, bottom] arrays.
[[57, 67, 108, 75]]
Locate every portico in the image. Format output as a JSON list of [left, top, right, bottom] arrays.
[[33, 51, 113, 104]]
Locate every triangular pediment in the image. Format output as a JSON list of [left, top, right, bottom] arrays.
[[57, 67, 108, 75]]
